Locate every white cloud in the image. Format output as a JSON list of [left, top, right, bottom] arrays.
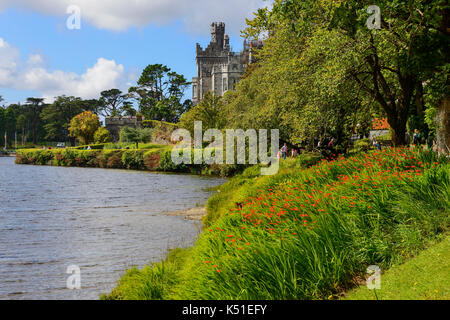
[[0, 37, 131, 102], [27, 53, 44, 65], [0, 0, 268, 35], [0, 38, 20, 87]]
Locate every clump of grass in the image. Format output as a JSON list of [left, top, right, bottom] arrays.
[[105, 148, 449, 300]]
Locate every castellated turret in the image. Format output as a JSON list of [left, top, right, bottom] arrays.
[[192, 22, 264, 105], [210, 22, 225, 50]]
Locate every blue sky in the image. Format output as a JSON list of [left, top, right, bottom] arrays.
[[0, 0, 267, 105]]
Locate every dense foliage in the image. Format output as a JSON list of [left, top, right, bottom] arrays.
[[68, 111, 101, 145], [178, 0, 449, 152]]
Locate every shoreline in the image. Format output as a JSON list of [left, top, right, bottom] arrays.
[[164, 206, 207, 221]]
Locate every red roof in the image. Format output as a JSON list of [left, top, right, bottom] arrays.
[[372, 118, 390, 130]]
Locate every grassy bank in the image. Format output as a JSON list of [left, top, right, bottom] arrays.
[[103, 147, 449, 300], [343, 236, 449, 300]]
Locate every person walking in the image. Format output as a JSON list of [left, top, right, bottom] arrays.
[[413, 129, 421, 145], [281, 143, 288, 160], [372, 137, 381, 150]]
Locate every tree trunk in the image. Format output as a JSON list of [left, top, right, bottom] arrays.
[[435, 95, 450, 155], [415, 82, 424, 116], [69, 137, 76, 147], [387, 110, 408, 146]]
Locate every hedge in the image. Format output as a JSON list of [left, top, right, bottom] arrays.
[[15, 147, 260, 177]]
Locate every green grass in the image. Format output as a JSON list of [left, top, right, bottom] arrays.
[[104, 148, 449, 300], [343, 235, 450, 300], [103, 142, 168, 150]]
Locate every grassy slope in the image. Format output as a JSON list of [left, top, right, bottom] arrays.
[[104, 149, 449, 300], [343, 236, 449, 300]]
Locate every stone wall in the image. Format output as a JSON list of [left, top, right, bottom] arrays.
[[105, 116, 143, 142]]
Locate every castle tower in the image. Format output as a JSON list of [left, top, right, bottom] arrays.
[[224, 34, 230, 51], [210, 22, 225, 50], [192, 23, 263, 105]]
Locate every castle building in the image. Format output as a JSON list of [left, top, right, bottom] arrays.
[[192, 22, 263, 105], [105, 116, 144, 142]]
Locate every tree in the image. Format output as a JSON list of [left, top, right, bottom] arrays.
[[4, 104, 21, 148], [128, 64, 190, 121], [41, 96, 85, 145], [119, 126, 152, 149], [0, 106, 4, 147], [99, 89, 129, 117], [94, 127, 111, 144], [24, 98, 45, 144], [179, 92, 226, 135], [16, 113, 29, 146], [122, 101, 137, 116], [258, 0, 449, 146], [68, 111, 101, 145]]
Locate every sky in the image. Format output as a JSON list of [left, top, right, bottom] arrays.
[[0, 0, 268, 105]]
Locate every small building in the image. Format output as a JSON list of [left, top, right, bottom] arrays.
[[105, 116, 145, 142], [370, 118, 390, 138]]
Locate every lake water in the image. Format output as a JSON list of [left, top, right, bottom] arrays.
[[0, 157, 226, 300]]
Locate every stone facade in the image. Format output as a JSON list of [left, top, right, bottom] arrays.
[[192, 22, 263, 105], [105, 116, 144, 142]]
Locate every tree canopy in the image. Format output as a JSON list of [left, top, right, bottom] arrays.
[[128, 64, 191, 122], [68, 111, 101, 145]]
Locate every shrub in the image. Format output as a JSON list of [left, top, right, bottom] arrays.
[[122, 150, 145, 170], [94, 127, 112, 144], [103, 150, 124, 169], [352, 139, 372, 153], [120, 127, 153, 149], [157, 150, 189, 172], [144, 150, 162, 170]]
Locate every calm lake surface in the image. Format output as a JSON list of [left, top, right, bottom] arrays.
[[0, 157, 226, 300]]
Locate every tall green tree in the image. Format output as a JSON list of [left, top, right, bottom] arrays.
[[128, 64, 190, 122], [99, 89, 130, 117], [252, 0, 449, 146], [179, 92, 226, 135], [0, 105, 5, 148], [41, 96, 85, 145], [3, 104, 20, 148], [68, 111, 101, 145], [24, 98, 45, 144]]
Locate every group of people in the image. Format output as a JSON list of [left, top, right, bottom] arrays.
[[277, 143, 300, 160], [372, 129, 435, 151], [412, 129, 435, 150]]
